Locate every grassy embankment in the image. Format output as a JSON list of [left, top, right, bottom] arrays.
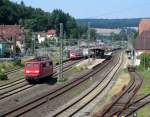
[[92, 69, 131, 115], [0, 61, 20, 80], [134, 66, 150, 116]]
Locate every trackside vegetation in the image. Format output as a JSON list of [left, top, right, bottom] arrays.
[[136, 53, 150, 96], [134, 53, 150, 116], [0, 61, 21, 80]]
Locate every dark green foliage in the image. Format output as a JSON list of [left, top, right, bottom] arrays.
[[109, 28, 137, 42], [140, 53, 150, 69], [3, 51, 11, 57], [0, 0, 87, 38], [77, 19, 142, 28], [90, 29, 96, 40], [0, 71, 7, 80]]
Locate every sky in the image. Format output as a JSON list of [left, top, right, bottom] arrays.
[[10, 0, 150, 19]]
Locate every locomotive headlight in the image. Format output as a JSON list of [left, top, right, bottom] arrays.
[[34, 70, 39, 73], [26, 70, 30, 73]]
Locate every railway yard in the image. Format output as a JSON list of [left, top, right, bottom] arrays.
[[1, 0, 150, 116], [0, 50, 149, 117]]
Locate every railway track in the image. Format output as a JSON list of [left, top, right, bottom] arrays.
[[50, 53, 122, 117], [0, 59, 72, 88], [0, 53, 115, 117], [0, 60, 81, 100], [0, 60, 76, 90], [118, 73, 149, 117], [5, 67, 23, 75], [122, 94, 150, 117], [96, 69, 143, 117]]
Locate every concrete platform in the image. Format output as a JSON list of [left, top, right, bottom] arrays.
[[76, 58, 105, 69]]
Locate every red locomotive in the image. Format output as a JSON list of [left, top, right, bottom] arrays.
[[24, 56, 53, 83], [69, 49, 83, 59]]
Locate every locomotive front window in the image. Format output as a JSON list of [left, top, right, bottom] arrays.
[[46, 63, 50, 67], [34, 63, 39, 68], [49, 62, 53, 65], [26, 63, 32, 68], [42, 63, 46, 68]]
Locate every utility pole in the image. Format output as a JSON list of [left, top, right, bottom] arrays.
[[88, 22, 91, 62], [32, 33, 36, 56], [144, 36, 146, 70], [121, 37, 123, 49], [64, 31, 67, 59], [111, 34, 113, 51], [58, 23, 64, 82]]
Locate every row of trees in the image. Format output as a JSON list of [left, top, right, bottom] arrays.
[[0, 0, 90, 38], [110, 28, 137, 42], [77, 19, 141, 29]]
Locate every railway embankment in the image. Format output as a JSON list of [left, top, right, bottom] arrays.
[[91, 69, 131, 116], [132, 67, 150, 116]]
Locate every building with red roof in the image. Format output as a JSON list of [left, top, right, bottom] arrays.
[[135, 31, 150, 51], [134, 19, 150, 65], [47, 29, 57, 38], [0, 25, 25, 55], [139, 19, 150, 35]]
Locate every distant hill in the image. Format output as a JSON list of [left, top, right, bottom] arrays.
[[76, 18, 145, 29]]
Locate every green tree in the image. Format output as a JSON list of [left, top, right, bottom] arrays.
[[90, 29, 96, 40], [0, 0, 88, 39], [140, 53, 150, 69]]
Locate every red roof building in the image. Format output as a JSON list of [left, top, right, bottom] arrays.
[[0, 25, 24, 41], [135, 31, 150, 51], [135, 19, 150, 51], [0, 25, 25, 53], [132, 19, 150, 65], [139, 19, 150, 35], [47, 29, 57, 37]]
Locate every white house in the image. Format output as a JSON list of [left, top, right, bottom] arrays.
[[37, 29, 58, 44], [37, 32, 47, 43]]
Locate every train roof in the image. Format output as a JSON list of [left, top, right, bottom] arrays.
[[26, 56, 52, 63]]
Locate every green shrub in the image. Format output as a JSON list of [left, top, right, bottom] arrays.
[[0, 72, 8, 80], [3, 62, 14, 69], [14, 59, 21, 66], [140, 53, 150, 69], [0, 61, 20, 72]]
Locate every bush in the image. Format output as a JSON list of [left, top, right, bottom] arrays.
[[0, 61, 19, 72], [0, 72, 8, 80], [140, 53, 150, 69], [3, 62, 14, 69], [14, 59, 21, 66]]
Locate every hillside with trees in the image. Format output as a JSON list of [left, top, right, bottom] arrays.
[[77, 18, 142, 28], [0, 0, 87, 38]]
